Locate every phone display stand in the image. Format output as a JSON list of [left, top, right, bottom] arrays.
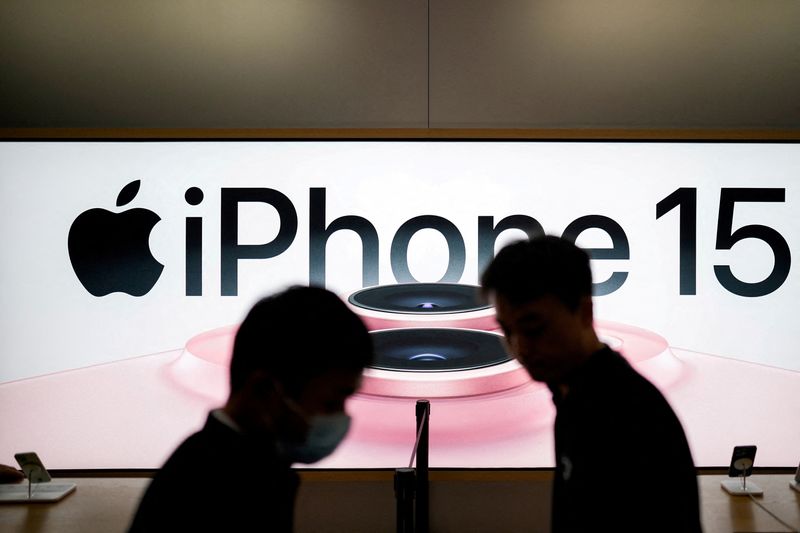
[[0, 482, 77, 503], [0, 452, 76, 503], [721, 458, 763, 496]]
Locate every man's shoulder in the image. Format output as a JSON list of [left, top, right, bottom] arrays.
[[129, 416, 297, 532], [160, 418, 234, 464], [588, 348, 667, 400], [142, 422, 235, 497], [576, 348, 688, 436]]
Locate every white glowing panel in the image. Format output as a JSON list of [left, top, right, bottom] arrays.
[[0, 141, 797, 468]]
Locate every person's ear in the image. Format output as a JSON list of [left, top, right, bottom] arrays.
[[243, 371, 281, 402]]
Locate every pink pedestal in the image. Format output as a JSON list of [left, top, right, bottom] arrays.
[[1, 322, 797, 469]]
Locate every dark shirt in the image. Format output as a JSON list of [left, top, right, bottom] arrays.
[[549, 346, 701, 532], [129, 412, 299, 532]]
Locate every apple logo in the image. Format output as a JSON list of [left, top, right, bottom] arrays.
[[68, 180, 164, 296]]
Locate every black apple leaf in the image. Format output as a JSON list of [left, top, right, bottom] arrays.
[[116, 180, 141, 207]]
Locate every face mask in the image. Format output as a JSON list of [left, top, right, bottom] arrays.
[[277, 395, 352, 464]]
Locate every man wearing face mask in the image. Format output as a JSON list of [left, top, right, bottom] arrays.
[[129, 286, 373, 532]]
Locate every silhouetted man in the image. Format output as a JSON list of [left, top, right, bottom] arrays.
[[129, 286, 373, 532], [482, 236, 701, 532]]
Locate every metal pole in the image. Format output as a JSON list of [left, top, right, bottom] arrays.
[[415, 400, 430, 533], [394, 468, 416, 533]]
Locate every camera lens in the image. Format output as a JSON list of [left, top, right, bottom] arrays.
[[370, 328, 510, 372], [349, 283, 490, 315], [408, 353, 447, 361]]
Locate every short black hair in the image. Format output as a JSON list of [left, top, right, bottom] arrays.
[[230, 286, 373, 395], [481, 236, 592, 311]]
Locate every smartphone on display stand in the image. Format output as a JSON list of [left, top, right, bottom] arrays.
[[721, 445, 762, 496], [0, 452, 76, 503]]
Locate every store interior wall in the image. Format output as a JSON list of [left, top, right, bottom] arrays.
[[1, 2, 797, 531], [1, 0, 798, 129]]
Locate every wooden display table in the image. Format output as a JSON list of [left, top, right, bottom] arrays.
[[0, 473, 797, 532]]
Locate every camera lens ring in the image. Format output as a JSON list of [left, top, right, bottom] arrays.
[[348, 283, 500, 331], [348, 283, 491, 315], [369, 327, 510, 373]]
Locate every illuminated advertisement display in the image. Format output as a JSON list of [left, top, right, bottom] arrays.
[[0, 141, 797, 468]]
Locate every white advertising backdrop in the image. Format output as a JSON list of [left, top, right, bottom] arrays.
[[1, 141, 797, 381], [0, 141, 798, 469]]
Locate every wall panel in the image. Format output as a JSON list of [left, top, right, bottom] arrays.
[[0, 0, 428, 128], [430, 0, 800, 128]]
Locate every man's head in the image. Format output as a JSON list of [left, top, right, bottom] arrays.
[[226, 286, 373, 447], [481, 236, 601, 384]]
